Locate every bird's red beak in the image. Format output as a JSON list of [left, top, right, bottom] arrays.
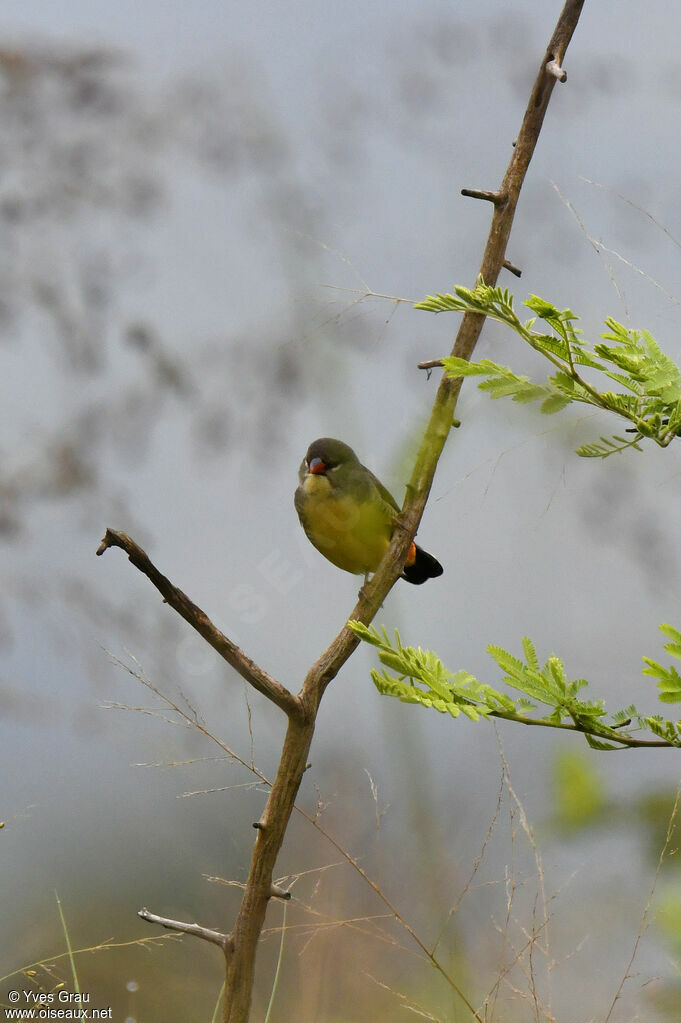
[[308, 457, 326, 475]]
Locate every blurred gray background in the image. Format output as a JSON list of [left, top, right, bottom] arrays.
[[2, 1, 681, 1020]]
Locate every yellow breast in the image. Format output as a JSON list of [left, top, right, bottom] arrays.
[[300, 475, 392, 575]]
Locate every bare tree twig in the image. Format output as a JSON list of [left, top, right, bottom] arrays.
[[137, 907, 231, 950], [461, 187, 504, 204], [96, 528, 302, 720]]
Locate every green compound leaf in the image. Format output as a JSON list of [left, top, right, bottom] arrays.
[[418, 282, 681, 458], [576, 435, 644, 458], [641, 626, 681, 704], [349, 621, 681, 749]]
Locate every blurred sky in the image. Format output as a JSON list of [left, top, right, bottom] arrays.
[[2, 1, 681, 1020]]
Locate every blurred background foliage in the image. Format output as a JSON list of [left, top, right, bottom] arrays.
[[1, 1, 681, 1020]]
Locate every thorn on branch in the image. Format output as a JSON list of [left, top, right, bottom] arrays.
[[545, 57, 567, 82], [138, 907, 230, 950], [418, 359, 444, 371], [269, 884, 292, 901], [252, 821, 266, 831], [461, 188, 505, 206], [503, 258, 522, 278]]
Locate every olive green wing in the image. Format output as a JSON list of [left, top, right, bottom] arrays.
[[293, 483, 306, 522], [361, 465, 401, 517]]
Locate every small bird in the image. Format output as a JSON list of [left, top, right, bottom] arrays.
[[294, 438, 443, 584]]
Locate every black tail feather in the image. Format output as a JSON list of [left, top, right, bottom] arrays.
[[401, 545, 443, 585]]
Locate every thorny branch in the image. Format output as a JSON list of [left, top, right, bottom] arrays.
[[98, 2, 586, 1020]]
